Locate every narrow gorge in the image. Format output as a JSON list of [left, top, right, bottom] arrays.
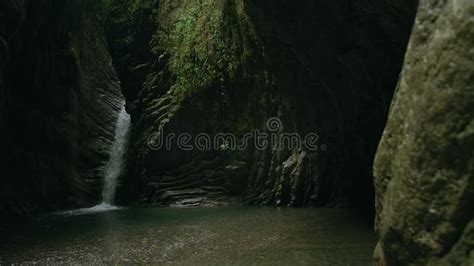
[[0, 0, 472, 265]]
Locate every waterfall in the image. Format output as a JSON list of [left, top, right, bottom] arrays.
[[101, 105, 131, 205], [57, 105, 130, 216]]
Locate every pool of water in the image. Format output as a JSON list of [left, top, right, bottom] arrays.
[[0, 207, 375, 265]]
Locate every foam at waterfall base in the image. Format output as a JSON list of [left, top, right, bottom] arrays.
[[56, 203, 123, 216]]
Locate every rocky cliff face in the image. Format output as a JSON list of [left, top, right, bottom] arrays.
[[0, 0, 124, 215], [107, 0, 417, 210], [373, 0, 474, 265]]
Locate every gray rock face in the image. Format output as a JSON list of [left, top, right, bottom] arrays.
[[373, 0, 474, 265], [0, 1, 124, 215]]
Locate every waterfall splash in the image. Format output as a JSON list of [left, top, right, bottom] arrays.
[[58, 105, 130, 216]]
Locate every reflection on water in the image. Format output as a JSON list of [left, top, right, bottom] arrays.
[[0, 207, 375, 265], [55, 203, 123, 216]]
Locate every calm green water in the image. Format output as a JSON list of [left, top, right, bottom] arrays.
[[0, 207, 375, 265]]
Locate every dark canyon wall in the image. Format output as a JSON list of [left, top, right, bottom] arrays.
[[107, 0, 417, 209], [373, 0, 474, 265], [0, 0, 123, 215]]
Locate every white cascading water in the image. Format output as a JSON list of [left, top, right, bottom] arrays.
[[101, 105, 131, 205], [58, 105, 130, 216]]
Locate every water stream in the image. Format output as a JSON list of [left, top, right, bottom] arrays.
[[59, 105, 130, 215]]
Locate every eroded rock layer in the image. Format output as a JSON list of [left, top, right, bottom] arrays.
[[108, 0, 417, 209], [0, 0, 124, 215]]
